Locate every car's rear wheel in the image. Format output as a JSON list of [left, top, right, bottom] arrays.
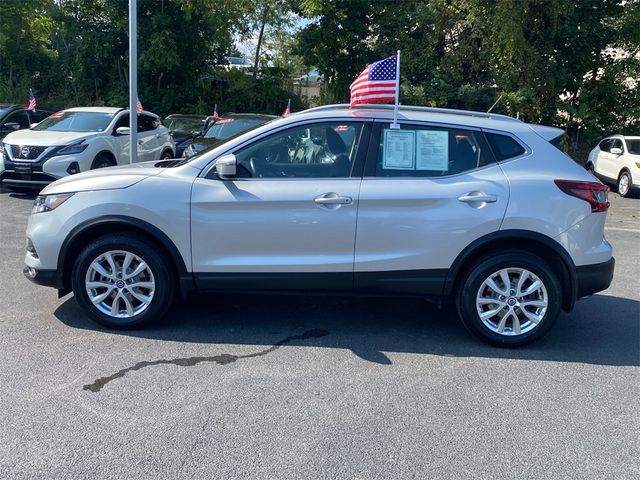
[[160, 150, 173, 160], [617, 170, 631, 197], [586, 163, 595, 174], [71, 234, 175, 329], [457, 252, 562, 347], [91, 153, 116, 170]]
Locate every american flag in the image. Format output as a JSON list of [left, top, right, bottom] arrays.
[[349, 55, 398, 107], [212, 104, 219, 120], [281, 98, 290, 117], [136, 98, 143, 114], [27, 89, 37, 111]]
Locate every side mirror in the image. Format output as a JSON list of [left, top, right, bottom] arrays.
[[610, 147, 623, 155], [115, 126, 130, 136], [215, 154, 237, 179], [1, 122, 21, 133]]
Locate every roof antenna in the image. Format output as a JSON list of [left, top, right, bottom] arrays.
[[487, 94, 503, 113]]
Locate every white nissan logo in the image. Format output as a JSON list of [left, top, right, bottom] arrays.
[[20, 146, 30, 157]]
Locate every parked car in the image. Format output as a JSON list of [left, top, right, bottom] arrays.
[[295, 69, 324, 83], [0, 105, 55, 174], [163, 114, 207, 157], [217, 56, 254, 75], [0, 104, 55, 141], [22, 104, 614, 347], [182, 113, 276, 158], [0, 107, 175, 190], [586, 135, 640, 197]]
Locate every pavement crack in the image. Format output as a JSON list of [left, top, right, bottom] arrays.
[[83, 328, 329, 392]]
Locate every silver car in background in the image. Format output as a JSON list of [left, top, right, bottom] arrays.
[[22, 104, 614, 346]]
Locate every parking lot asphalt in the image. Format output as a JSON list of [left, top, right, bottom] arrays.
[[0, 186, 638, 480]]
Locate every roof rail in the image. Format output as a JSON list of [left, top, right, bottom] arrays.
[[301, 103, 521, 122]]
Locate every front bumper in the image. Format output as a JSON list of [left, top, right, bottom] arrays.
[[576, 257, 615, 299], [23, 266, 63, 289]]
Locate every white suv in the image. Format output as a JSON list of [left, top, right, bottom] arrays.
[[586, 135, 640, 197], [1, 107, 175, 190], [22, 105, 614, 347]]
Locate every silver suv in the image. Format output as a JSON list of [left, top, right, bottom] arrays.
[[23, 105, 614, 346]]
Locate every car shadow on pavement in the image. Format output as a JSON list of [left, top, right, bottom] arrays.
[[54, 292, 639, 368]]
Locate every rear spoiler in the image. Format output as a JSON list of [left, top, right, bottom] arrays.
[[529, 124, 564, 142]]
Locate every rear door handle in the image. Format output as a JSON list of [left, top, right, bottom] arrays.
[[314, 193, 353, 205], [458, 192, 497, 203]]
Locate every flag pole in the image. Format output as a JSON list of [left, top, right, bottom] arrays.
[[390, 50, 400, 129], [129, 0, 138, 164]]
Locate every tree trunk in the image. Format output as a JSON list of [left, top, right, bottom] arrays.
[[156, 71, 164, 94], [253, 6, 270, 77]]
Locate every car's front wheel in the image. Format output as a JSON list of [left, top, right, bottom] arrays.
[[71, 234, 175, 329], [457, 252, 562, 347], [617, 170, 632, 197]]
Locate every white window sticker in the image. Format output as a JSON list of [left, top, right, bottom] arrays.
[[383, 130, 415, 170], [416, 130, 449, 171]]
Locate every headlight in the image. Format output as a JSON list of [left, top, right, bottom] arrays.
[[32, 193, 75, 214], [54, 142, 88, 156]]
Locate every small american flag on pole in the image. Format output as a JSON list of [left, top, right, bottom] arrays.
[[27, 89, 37, 111], [136, 98, 143, 114], [349, 54, 399, 107], [281, 98, 291, 117]]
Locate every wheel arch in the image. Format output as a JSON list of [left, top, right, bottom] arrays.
[[91, 150, 117, 168], [444, 230, 577, 311], [58, 216, 193, 297]]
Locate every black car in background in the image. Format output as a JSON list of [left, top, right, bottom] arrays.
[[182, 113, 276, 158], [163, 114, 207, 157], [0, 104, 55, 141]]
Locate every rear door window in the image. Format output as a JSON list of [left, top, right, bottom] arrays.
[[484, 132, 526, 161], [373, 124, 493, 178]]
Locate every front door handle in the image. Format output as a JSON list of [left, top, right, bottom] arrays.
[[314, 193, 353, 205], [138, 140, 144, 145], [458, 192, 497, 204]]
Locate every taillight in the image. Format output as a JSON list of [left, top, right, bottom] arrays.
[[554, 180, 609, 212]]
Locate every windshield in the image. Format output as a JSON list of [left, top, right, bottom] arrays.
[[164, 117, 205, 134], [33, 111, 115, 132], [626, 139, 640, 155], [184, 118, 275, 163], [204, 118, 269, 139]]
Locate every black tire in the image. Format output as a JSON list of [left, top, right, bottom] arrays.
[[617, 170, 632, 198], [456, 252, 562, 347], [160, 149, 174, 160], [91, 153, 116, 170], [586, 163, 595, 174], [71, 234, 175, 329]]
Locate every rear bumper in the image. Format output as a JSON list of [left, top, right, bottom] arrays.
[[576, 257, 615, 299]]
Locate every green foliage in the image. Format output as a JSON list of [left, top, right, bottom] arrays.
[[297, 0, 639, 157], [0, 0, 636, 158]]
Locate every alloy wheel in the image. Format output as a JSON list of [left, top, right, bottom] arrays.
[[476, 267, 548, 336], [619, 173, 630, 196], [84, 250, 155, 318]]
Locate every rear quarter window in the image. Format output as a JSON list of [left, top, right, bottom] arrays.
[[484, 132, 526, 161]]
